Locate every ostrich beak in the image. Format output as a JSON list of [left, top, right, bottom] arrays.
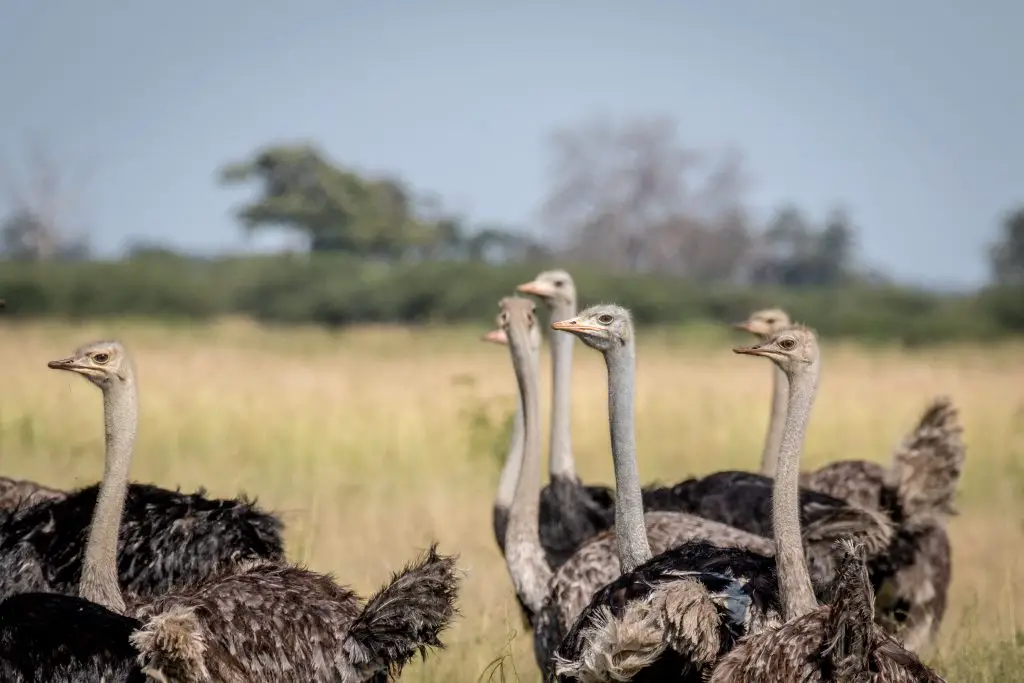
[[481, 329, 508, 345]]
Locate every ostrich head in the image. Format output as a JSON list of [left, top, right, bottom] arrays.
[[484, 299, 543, 351], [551, 303, 632, 353], [48, 340, 133, 389], [496, 296, 539, 336], [733, 325, 818, 374], [732, 308, 791, 339], [516, 269, 576, 309]]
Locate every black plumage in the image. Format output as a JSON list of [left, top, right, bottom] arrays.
[[0, 592, 145, 682], [650, 470, 928, 634], [0, 482, 284, 600], [554, 541, 795, 683], [537, 476, 616, 568]]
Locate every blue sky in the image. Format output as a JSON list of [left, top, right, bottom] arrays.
[[2, 1, 1021, 288]]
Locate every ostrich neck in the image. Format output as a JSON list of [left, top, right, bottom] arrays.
[[772, 358, 820, 620], [548, 298, 577, 480], [80, 378, 137, 614], [504, 319, 553, 614], [760, 364, 789, 477], [493, 341, 537, 552], [605, 337, 652, 573]]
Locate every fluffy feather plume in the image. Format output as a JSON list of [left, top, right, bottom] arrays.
[[823, 540, 875, 682], [343, 544, 461, 680], [885, 397, 965, 528]]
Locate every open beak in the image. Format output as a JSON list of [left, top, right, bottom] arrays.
[[516, 281, 554, 298], [47, 357, 79, 371], [481, 329, 508, 345]]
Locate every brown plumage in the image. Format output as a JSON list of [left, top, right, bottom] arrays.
[[132, 545, 460, 683], [0, 477, 65, 509], [708, 540, 946, 682]]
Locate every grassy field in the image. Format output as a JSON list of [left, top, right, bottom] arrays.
[[1, 318, 1022, 681]]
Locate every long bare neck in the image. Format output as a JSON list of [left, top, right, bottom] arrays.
[[80, 376, 137, 614], [760, 364, 789, 477], [605, 336, 652, 572], [504, 320, 553, 614], [773, 359, 820, 619], [548, 297, 577, 480], [493, 341, 537, 552]]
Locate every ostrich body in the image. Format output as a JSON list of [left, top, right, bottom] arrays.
[[552, 314, 869, 682], [0, 362, 284, 602], [0, 482, 284, 602], [0, 340, 461, 683], [734, 307, 964, 651], [498, 301, 826, 679], [708, 540, 944, 682]]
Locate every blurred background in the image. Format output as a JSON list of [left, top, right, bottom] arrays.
[[1, 2, 1022, 681]]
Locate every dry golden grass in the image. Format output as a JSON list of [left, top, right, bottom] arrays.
[[1, 318, 1022, 681]]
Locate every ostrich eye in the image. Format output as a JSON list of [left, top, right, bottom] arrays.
[[92, 353, 110, 364], [553, 280, 565, 287], [597, 314, 614, 325], [779, 338, 796, 350]]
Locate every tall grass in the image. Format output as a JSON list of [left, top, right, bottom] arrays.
[[1, 319, 1021, 681]]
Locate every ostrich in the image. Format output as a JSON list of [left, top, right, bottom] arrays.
[[512, 271, 753, 564], [732, 308, 791, 477], [708, 539, 945, 682], [480, 322, 539, 558], [0, 340, 461, 683], [552, 316, 876, 682], [733, 307, 964, 514], [733, 307, 964, 651], [516, 270, 617, 565], [482, 312, 630, 569], [495, 300, 887, 678], [0, 355, 285, 604]]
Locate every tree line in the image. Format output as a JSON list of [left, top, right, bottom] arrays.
[[1, 115, 1022, 343]]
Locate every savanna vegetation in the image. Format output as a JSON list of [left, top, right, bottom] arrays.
[[3, 113, 1023, 679], [1, 319, 1021, 681]]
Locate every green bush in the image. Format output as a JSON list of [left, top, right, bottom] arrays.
[[0, 255, 1018, 344]]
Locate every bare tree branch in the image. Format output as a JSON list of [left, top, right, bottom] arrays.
[[0, 137, 96, 261], [540, 113, 753, 280]]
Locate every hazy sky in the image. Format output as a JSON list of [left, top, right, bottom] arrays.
[[2, 1, 1021, 288]]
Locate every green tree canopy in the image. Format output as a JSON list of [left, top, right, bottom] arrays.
[[219, 144, 462, 259], [990, 206, 1024, 284]]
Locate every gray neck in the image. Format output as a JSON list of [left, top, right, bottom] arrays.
[[604, 337, 652, 573], [493, 340, 537, 552], [773, 358, 820, 620], [548, 298, 577, 480], [504, 321, 553, 614], [760, 364, 789, 477], [80, 378, 136, 614]]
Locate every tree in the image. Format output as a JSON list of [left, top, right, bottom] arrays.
[[219, 144, 460, 260], [540, 113, 753, 280], [0, 140, 93, 261], [749, 205, 856, 287], [989, 206, 1024, 284]]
